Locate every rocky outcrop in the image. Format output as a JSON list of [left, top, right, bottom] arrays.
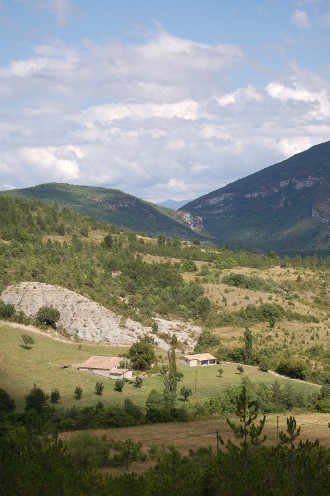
[[1, 282, 199, 350]]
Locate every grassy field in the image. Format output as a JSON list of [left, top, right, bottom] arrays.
[[60, 413, 330, 475], [0, 322, 320, 411]]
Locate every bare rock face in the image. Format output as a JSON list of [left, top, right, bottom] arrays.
[[1, 282, 199, 350]]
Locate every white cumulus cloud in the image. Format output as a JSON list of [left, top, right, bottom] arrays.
[[291, 9, 310, 28]]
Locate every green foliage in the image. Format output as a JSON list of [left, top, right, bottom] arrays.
[[163, 348, 177, 405], [222, 272, 277, 292], [224, 385, 266, 472], [0, 301, 15, 318], [180, 386, 192, 402], [95, 382, 104, 395], [276, 357, 309, 380], [24, 384, 49, 414], [0, 389, 15, 416], [50, 389, 61, 404], [36, 306, 60, 328], [218, 303, 288, 327], [181, 260, 198, 272], [1, 183, 196, 238], [128, 341, 155, 370], [182, 141, 330, 254], [237, 365, 244, 375], [103, 234, 113, 248], [134, 376, 143, 388], [114, 380, 124, 392], [111, 438, 145, 470], [21, 333, 35, 349], [244, 327, 253, 362], [66, 432, 109, 469], [194, 329, 220, 353], [0, 427, 91, 495], [74, 386, 83, 400]]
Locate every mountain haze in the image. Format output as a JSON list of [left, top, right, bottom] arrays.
[[181, 141, 330, 254], [158, 199, 192, 210]]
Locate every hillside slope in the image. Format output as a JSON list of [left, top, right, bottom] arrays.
[[1, 183, 198, 238], [181, 141, 330, 254], [1, 282, 198, 350]]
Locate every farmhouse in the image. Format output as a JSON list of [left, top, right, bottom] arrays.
[[180, 353, 217, 367], [78, 356, 133, 379]]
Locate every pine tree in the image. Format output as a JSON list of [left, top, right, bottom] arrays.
[[244, 327, 253, 363], [224, 386, 266, 473]]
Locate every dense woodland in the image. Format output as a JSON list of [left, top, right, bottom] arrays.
[[0, 385, 329, 495]]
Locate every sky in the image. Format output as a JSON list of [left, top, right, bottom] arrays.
[[1, 0, 330, 202]]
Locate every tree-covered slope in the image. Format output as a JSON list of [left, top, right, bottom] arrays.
[[0, 183, 197, 238], [182, 141, 330, 254]]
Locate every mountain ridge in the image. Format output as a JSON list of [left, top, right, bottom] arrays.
[[181, 141, 330, 254], [0, 182, 199, 239]]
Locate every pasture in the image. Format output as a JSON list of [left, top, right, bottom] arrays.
[[0, 321, 320, 411]]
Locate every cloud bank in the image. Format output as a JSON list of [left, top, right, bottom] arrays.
[[0, 28, 330, 201]]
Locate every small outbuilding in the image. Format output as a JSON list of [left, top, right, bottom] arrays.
[[78, 356, 133, 379], [180, 353, 217, 367]]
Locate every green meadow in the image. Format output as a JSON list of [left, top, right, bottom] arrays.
[[0, 322, 319, 411]]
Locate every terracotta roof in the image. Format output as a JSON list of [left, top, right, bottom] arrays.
[[79, 356, 122, 370], [109, 368, 129, 375], [183, 353, 216, 361]]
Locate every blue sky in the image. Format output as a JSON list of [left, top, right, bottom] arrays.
[[1, 0, 330, 201]]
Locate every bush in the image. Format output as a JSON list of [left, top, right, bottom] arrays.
[[95, 382, 104, 395], [276, 357, 309, 380], [0, 301, 15, 319], [74, 386, 83, 400], [35, 306, 60, 328], [134, 377, 143, 388], [222, 273, 276, 292], [0, 388, 16, 415], [114, 380, 124, 392], [21, 334, 35, 349], [194, 330, 220, 353], [50, 389, 61, 404], [181, 260, 198, 272]]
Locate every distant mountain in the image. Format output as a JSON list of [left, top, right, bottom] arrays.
[[181, 141, 330, 255], [0, 183, 198, 238], [158, 199, 192, 210]]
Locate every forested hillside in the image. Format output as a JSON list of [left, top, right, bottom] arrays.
[[1, 182, 198, 238], [182, 141, 330, 254], [1, 196, 329, 385]]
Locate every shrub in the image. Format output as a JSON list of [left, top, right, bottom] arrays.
[[0, 301, 15, 319], [194, 330, 220, 353], [50, 389, 61, 404], [74, 386, 83, 400], [35, 306, 60, 328], [134, 377, 143, 388], [95, 382, 104, 395], [21, 334, 35, 349], [276, 357, 309, 380], [114, 380, 124, 392]]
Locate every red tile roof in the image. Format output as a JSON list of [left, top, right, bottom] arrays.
[[183, 353, 216, 361], [79, 356, 122, 370]]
